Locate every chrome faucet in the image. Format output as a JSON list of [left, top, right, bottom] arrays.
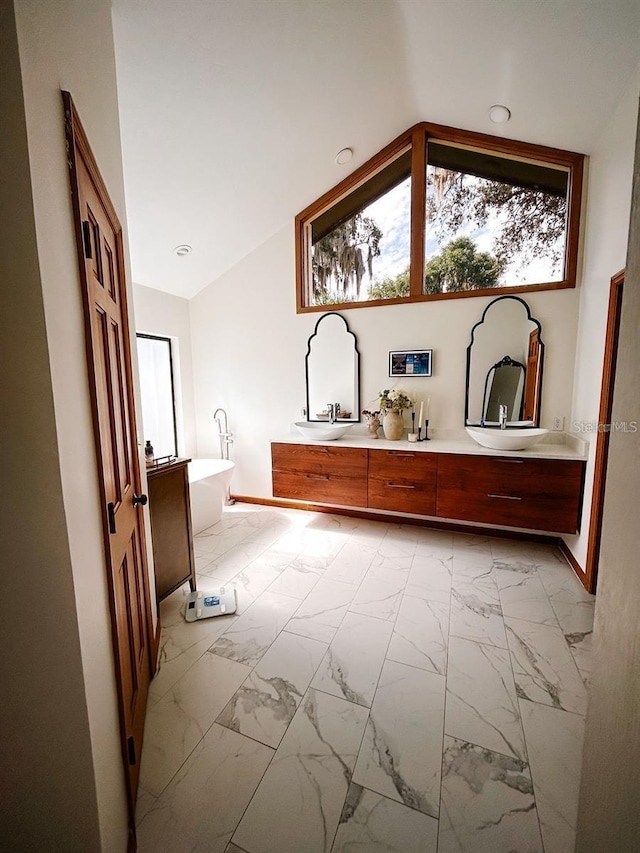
[[326, 403, 340, 423], [499, 404, 508, 430]]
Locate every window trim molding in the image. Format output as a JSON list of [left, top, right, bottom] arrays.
[[295, 121, 585, 314]]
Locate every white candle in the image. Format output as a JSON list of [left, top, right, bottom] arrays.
[[418, 401, 424, 425], [425, 397, 430, 419]]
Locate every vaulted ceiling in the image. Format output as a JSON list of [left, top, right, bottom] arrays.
[[112, 0, 640, 299]]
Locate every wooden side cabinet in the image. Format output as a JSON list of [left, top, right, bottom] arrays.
[[146, 458, 197, 601]]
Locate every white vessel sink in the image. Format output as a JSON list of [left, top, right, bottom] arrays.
[[294, 421, 354, 441], [466, 426, 549, 451]]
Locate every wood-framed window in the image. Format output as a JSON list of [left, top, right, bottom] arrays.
[[295, 122, 584, 313], [136, 333, 179, 458]]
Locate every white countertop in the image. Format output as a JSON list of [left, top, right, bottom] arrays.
[[278, 427, 588, 461]]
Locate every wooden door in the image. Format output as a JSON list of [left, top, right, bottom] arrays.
[[523, 328, 542, 422], [62, 92, 153, 823], [584, 271, 625, 593]]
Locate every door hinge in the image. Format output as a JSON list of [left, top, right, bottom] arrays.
[[82, 220, 92, 259], [107, 501, 116, 534], [127, 736, 136, 766]]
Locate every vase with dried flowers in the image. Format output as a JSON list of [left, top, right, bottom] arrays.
[[378, 388, 414, 440], [362, 409, 381, 438]]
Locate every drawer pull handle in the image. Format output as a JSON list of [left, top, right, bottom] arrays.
[[307, 474, 329, 480], [488, 493, 522, 501], [389, 452, 416, 458], [495, 459, 524, 464], [387, 483, 416, 489]]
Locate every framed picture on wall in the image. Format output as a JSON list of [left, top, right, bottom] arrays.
[[389, 349, 432, 377]]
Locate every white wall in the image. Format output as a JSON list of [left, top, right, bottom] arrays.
[[576, 96, 640, 853], [190, 226, 580, 501], [190, 227, 297, 496], [8, 0, 141, 847], [565, 67, 640, 570], [1, 2, 101, 847], [133, 283, 197, 457]]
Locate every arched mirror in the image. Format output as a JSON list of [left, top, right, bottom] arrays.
[[466, 296, 544, 427], [482, 356, 526, 422], [305, 312, 360, 422]]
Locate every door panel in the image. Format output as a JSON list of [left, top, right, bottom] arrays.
[[94, 305, 120, 504], [110, 316, 133, 497]]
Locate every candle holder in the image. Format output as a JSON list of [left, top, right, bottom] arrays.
[[418, 419, 430, 441]]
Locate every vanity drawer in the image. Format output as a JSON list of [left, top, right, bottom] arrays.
[[271, 442, 367, 507], [436, 454, 585, 533], [271, 442, 367, 478], [368, 449, 437, 514], [272, 469, 367, 507]]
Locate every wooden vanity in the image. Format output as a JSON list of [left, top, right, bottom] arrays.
[[271, 440, 586, 534]]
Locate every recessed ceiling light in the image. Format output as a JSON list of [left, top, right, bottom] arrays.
[[174, 244, 192, 257], [489, 105, 511, 124], [335, 147, 353, 166]]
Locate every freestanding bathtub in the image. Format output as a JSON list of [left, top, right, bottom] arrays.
[[188, 458, 235, 535]]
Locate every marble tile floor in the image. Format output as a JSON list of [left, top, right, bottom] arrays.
[[136, 503, 594, 853]]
